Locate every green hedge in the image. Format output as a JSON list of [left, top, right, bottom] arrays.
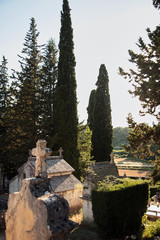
[[92, 179, 149, 238]]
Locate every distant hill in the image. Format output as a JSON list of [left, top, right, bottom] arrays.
[[113, 127, 130, 149]]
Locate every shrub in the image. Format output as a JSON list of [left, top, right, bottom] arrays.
[[142, 216, 160, 239], [113, 149, 128, 158], [92, 178, 149, 238], [150, 183, 160, 198]]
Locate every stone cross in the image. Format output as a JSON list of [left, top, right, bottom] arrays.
[[58, 147, 63, 158], [110, 152, 115, 164], [32, 140, 52, 178]]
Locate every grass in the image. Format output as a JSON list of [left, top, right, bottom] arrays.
[[69, 222, 102, 240], [68, 209, 136, 240], [69, 209, 102, 240], [69, 209, 83, 224]]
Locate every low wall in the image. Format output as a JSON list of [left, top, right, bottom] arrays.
[[59, 188, 83, 214]]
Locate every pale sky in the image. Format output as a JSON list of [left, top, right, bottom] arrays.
[[0, 0, 159, 127]]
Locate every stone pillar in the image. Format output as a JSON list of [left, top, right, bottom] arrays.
[[5, 178, 78, 240]]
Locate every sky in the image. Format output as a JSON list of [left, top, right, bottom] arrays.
[[0, 0, 159, 127]]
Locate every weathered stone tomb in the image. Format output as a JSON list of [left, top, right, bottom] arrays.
[[9, 140, 83, 213], [6, 141, 78, 240], [5, 177, 78, 240]]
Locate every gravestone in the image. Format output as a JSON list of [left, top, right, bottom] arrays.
[[58, 147, 63, 158], [5, 140, 78, 240], [110, 152, 115, 164]]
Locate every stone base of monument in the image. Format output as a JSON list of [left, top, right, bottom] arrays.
[[81, 161, 119, 223], [5, 178, 78, 240]]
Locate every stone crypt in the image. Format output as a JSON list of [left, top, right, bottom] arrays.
[[9, 141, 83, 213], [5, 140, 78, 240]]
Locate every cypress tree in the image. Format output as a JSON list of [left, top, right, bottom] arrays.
[[78, 123, 92, 181], [92, 64, 113, 162], [39, 38, 58, 148], [56, 0, 79, 176], [87, 89, 96, 131]]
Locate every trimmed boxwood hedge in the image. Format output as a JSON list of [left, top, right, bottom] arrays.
[[92, 179, 149, 238]]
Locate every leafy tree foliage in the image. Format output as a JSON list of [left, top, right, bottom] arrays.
[[153, 0, 160, 9], [56, 0, 79, 176], [150, 157, 160, 184], [87, 89, 96, 131], [39, 39, 58, 148], [119, 25, 160, 119], [113, 127, 130, 149], [119, 25, 160, 183], [78, 123, 92, 181], [91, 64, 113, 162], [125, 114, 159, 159]]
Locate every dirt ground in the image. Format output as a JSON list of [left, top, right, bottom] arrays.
[[115, 157, 153, 178]]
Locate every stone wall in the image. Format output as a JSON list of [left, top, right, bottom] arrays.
[[89, 161, 119, 181], [59, 188, 83, 214]]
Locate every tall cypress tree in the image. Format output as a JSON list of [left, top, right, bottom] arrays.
[[87, 89, 96, 131], [39, 38, 58, 147], [92, 64, 113, 162], [56, 0, 79, 176]]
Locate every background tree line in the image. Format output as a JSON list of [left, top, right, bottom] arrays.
[[1, 0, 160, 183], [0, 0, 84, 180], [0, 18, 58, 179], [0, 0, 113, 181]]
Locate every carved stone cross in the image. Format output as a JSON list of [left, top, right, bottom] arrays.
[[110, 152, 115, 164], [32, 140, 52, 178], [58, 147, 63, 158]]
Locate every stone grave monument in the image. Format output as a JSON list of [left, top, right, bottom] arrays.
[[81, 152, 119, 223], [5, 140, 78, 240]]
